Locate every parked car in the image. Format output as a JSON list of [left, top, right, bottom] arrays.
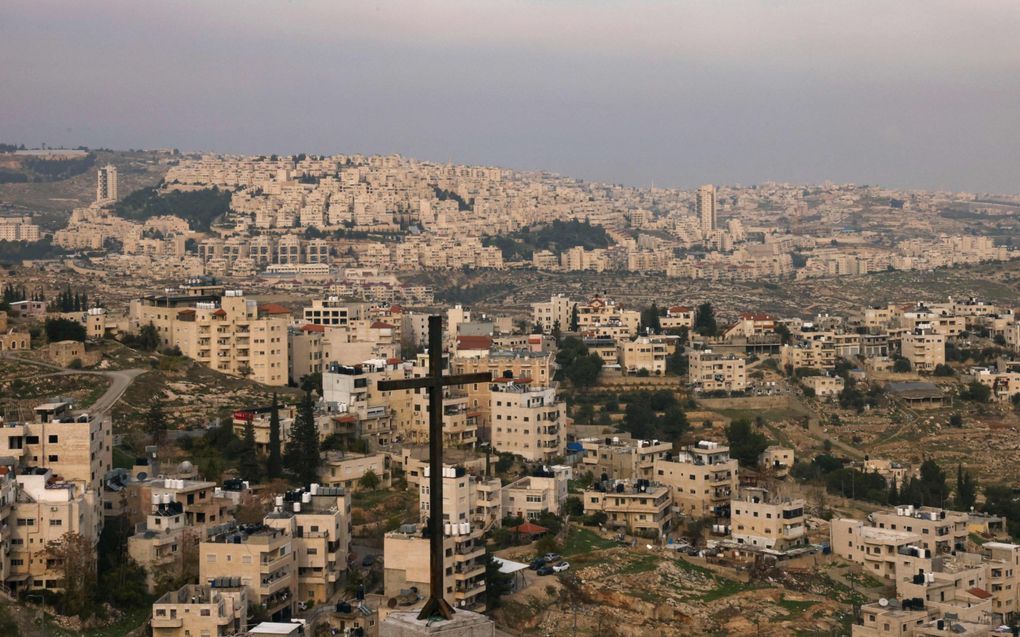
[[361, 554, 376, 567], [537, 566, 555, 576], [552, 561, 570, 573], [529, 558, 547, 570], [542, 553, 561, 563]]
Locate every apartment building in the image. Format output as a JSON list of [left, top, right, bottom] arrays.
[[871, 506, 969, 555], [0, 216, 41, 242], [490, 381, 565, 462], [653, 441, 738, 518], [200, 524, 296, 621], [322, 359, 411, 447], [451, 349, 552, 436], [128, 496, 189, 592], [780, 336, 837, 371], [582, 480, 672, 536], [759, 446, 795, 479], [128, 477, 233, 530], [730, 488, 807, 551], [418, 465, 502, 533], [688, 349, 747, 392], [405, 360, 480, 448], [0, 400, 112, 591], [151, 582, 248, 637], [980, 542, 1020, 622], [130, 287, 289, 385], [263, 486, 351, 604], [287, 325, 323, 384], [531, 294, 574, 335], [383, 524, 487, 611], [319, 452, 390, 491], [578, 436, 672, 482], [661, 306, 694, 332], [901, 330, 946, 372], [803, 374, 845, 398], [833, 518, 927, 581], [502, 467, 569, 520], [618, 337, 668, 375]]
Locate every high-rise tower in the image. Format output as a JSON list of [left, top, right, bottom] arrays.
[[697, 184, 716, 235], [96, 164, 118, 204]]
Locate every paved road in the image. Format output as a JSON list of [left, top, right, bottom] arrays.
[[4, 354, 146, 415]]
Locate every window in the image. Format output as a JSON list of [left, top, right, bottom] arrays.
[[48, 455, 59, 462], [48, 435, 59, 443], [49, 519, 62, 526]]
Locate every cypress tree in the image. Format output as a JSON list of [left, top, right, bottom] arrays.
[[266, 394, 282, 480], [284, 390, 320, 486], [239, 420, 262, 483]]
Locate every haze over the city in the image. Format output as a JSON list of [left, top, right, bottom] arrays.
[[2, 0, 1019, 193]]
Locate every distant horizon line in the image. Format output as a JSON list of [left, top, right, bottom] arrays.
[[5, 141, 1018, 198]]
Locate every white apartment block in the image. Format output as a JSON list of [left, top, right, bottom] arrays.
[[490, 381, 565, 462]]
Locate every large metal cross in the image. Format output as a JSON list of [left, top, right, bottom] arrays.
[[376, 315, 491, 620]]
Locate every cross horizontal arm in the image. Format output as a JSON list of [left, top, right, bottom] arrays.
[[377, 371, 492, 392]]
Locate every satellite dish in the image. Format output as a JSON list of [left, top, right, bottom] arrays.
[[879, 598, 889, 607]]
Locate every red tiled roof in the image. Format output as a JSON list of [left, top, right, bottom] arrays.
[[371, 321, 395, 329], [389, 305, 403, 313], [386, 357, 402, 365], [456, 335, 492, 350], [177, 308, 196, 316], [259, 303, 292, 315], [301, 324, 325, 333], [740, 312, 775, 321], [333, 415, 357, 423], [967, 587, 993, 600], [668, 306, 691, 313], [510, 522, 549, 535], [211, 308, 227, 317]]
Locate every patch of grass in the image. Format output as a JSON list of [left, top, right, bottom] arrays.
[[779, 595, 817, 616], [969, 532, 988, 546], [618, 553, 659, 575], [700, 577, 756, 602], [112, 446, 135, 470], [560, 527, 617, 557]]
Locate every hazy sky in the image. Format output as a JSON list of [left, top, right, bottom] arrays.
[[2, 1, 1018, 193]]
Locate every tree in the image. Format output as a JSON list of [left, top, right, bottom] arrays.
[[949, 413, 963, 428], [299, 372, 323, 395], [775, 323, 792, 345], [145, 399, 169, 448], [482, 551, 514, 610], [359, 469, 381, 490], [933, 364, 955, 377], [892, 356, 912, 373], [693, 302, 717, 336], [725, 419, 769, 467], [266, 394, 283, 479], [551, 320, 562, 345], [569, 304, 579, 332], [888, 477, 899, 505], [238, 419, 262, 483], [954, 464, 977, 511], [44, 317, 86, 342], [961, 381, 991, 403], [640, 303, 661, 334], [46, 532, 97, 617], [918, 459, 950, 508], [284, 390, 321, 486], [138, 323, 161, 351]]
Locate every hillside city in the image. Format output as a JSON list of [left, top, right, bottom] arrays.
[[1, 149, 1020, 637]]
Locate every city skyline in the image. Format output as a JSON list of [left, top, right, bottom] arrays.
[[2, 1, 1019, 194]]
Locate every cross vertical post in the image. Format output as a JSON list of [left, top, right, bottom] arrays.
[[424, 315, 448, 620], [376, 315, 492, 621]]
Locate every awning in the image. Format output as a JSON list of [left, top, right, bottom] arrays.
[[492, 557, 529, 574]]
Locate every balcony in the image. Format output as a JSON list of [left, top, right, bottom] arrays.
[[150, 615, 183, 629]]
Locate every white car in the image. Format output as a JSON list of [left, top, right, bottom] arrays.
[[552, 561, 570, 573]]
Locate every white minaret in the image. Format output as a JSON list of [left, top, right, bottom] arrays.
[[96, 164, 118, 204], [697, 184, 716, 235]]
